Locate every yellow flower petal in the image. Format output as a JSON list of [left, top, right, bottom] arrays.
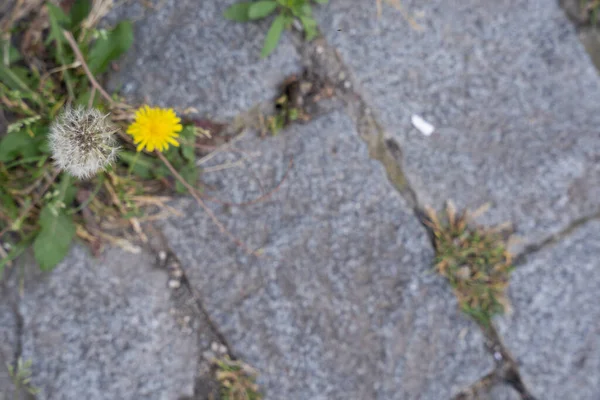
[[127, 105, 183, 152]]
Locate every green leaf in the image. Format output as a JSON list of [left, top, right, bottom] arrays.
[[0, 40, 22, 64], [175, 163, 199, 194], [301, 3, 312, 16], [179, 125, 196, 162], [87, 21, 133, 74], [33, 206, 76, 271], [46, 3, 75, 99], [249, 1, 278, 19], [313, 0, 328, 4], [0, 132, 38, 162], [181, 144, 195, 163], [261, 14, 286, 58], [119, 151, 159, 179], [75, 87, 100, 108], [64, 186, 78, 207], [223, 2, 253, 22], [69, 0, 92, 29], [0, 63, 36, 95], [46, 3, 70, 44], [299, 15, 318, 40], [290, 2, 309, 17]]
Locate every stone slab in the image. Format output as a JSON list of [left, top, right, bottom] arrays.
[[107, 0, 301, 119], [160, 111, 492, 400], [17, 245, 198, 400], [497, 220, 600, 400], [0, 277, 19, 400], [489, 385, 521, 400], [316, 0, 600, 251]]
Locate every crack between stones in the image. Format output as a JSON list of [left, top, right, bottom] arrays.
[[2, 270, 24, 369], [147, 226, 233, 356], [1, 266, 36, 399], [10, 300, 24, 374], [144, 225, 233, 352], [477, 324, 538, 400], [141, 225, 232, 398], [513, 209, 600, 267], [288, 30, 539, 400], [290, 32, 422, 212]]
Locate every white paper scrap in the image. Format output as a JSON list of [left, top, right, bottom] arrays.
[[411, 114, 435, 136]]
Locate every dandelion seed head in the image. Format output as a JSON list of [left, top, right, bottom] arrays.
[[49, 106, 120, 179]]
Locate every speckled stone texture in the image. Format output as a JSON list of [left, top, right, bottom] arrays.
[[0, 273, 23, 400], [159, 111, 492, 400], [316, 0, 600, 252], [489, 385, 521, 400], [16, 246, 198, 400], [106, 0, 301, 119], [497, 221, 600, 400]]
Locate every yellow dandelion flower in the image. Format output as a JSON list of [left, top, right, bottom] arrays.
[[127, 106, 183, 152]]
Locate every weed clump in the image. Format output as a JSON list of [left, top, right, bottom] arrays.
[[425, 203, 514, 325], [213, 355, 262, 400]]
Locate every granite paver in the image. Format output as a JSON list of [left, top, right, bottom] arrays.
[[497, 221, 600, 400], [159, 111, 492, 400], [316, 0, 600, 251]]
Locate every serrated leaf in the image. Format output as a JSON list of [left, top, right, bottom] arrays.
[[249, 1, 278, 19], [181, 144, 195, 163], [261, 14, 286, 58], [87, 21, 133, 74], [33, 206, 76, 271], [46, 3, 70, 45], [69, 0, 92, 29], [179, 125, 197, 162], [223, 2, 253, 22]]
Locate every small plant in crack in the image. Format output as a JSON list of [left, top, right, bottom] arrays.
[[213, 355, 262, 400], [6, 357, 40, 398], [224, 0, 328, 58], [580, 0, 600, 25], [425, 202, 514, 326]]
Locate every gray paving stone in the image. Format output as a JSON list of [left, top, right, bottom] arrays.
[[316, 0, 600, 251], [159, 111, 492, 400], [17, 245, 198, 400], [0, 282, 19, 400], [107, 0, 301, 119], [489, 385, 521, 400], [497, 220, 600, 400]]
